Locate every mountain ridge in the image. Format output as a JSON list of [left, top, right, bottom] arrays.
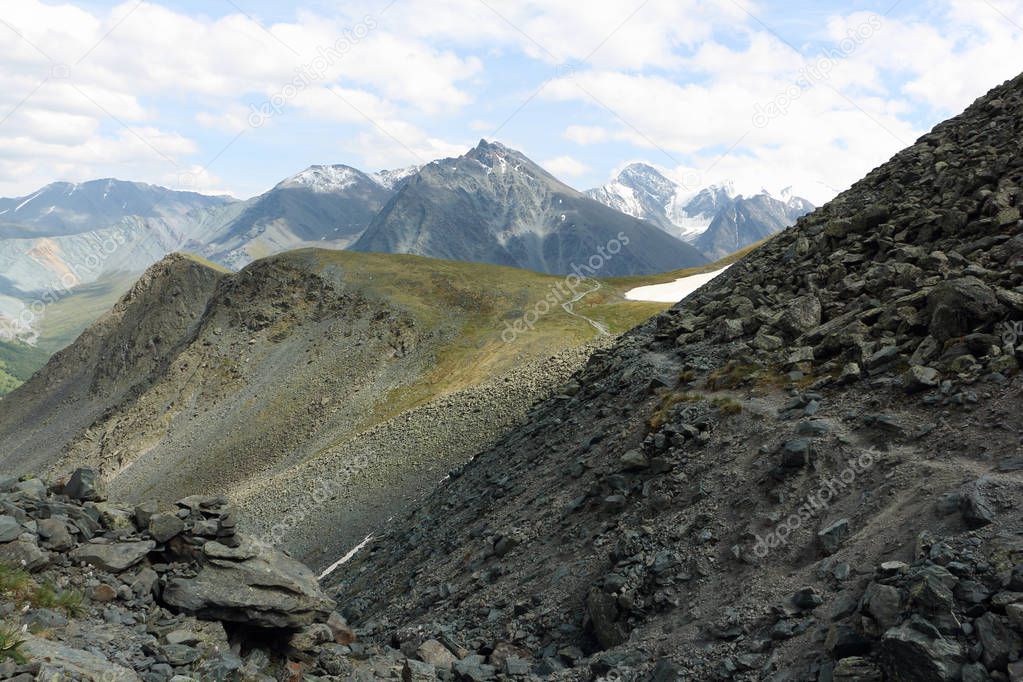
[[587, 163, 814, 257], [352, 140, 709, 276]]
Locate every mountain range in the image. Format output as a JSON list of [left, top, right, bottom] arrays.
[[587, 162, 814, 258], [352, 141, 706, 276], [0, 142, 812, 396], [1, 69, 1021, 682]]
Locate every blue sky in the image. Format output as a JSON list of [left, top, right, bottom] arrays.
[[1, 0, 1021, 204]]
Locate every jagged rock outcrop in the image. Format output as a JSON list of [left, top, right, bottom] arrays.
[[0, 468, 348, 681]]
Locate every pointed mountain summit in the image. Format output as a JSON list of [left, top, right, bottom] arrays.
[[351, 141, 708, 276]]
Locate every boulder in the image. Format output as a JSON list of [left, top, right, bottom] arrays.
[[974, 612, 1021, 670], [162, 535, 336, 629], [21, 633, 140, 680], [862, 582, 902, 630], [36, 517, 75, 551], [926, 277, 1002, 341], [417, 639, 457, 668], [960, 482, 995, 529], [149, 512, 186, 542], [0, 514, 21, 542], [903, 366, 940, 393], [818, 519, 850, 555], [879, 619, 963, 681], [779, 295, 822, 338], [70, 540, 155, 573], [0, 537, 50, 572], [62, 468, 106, 502]]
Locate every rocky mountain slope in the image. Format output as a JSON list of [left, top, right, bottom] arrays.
[[352, 141, 708, 276], [0, 468, 355, 680], [197, 165, 402, 269], [0, 248, 677, 568], [587, 163, 814, 257], [325, 74, 1023, 680]]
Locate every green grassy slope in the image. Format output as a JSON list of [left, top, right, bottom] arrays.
[[0, 272, 141, 396], [0, 238, 767, 400], [0, 340, 51, 396]]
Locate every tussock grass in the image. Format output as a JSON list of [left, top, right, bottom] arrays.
[[0, 624, 26, 664], [0, 562, 84, 617]]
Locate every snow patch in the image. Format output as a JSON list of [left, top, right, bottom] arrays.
[[14, 191, 44, 212], [283, 166, 360, 193], [624, 265, 731, 303], [372, 165, 421, 189], [318, 534, 374, 580]]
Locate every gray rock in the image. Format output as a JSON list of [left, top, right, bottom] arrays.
[[792, 586, 823, 610], [14, 478, 46, 498], [162, 535, 336, 628], [70, 540, 155, 572], [21, 633, 140, 680], [862, 582, 902, 630], [0, 515, 21, 542], [960, 662, 992, 682], [417, 639, 457, 668], [833, 657, 882, 681], [974, 612, 1021, 670], [780, 438, 812, 468], [162, 644, 200, 666], [36, 517, 74, 551], [0, 537, 49, 571], [927, 277, 1002, 341], [904, 365, 940, 393], [620, 449, 649, 471], [960, 482, 995, 529], [149, 512, 185, 543], [779, 295, 822, 337], [818, 518, 850, 555], [62, 468, 106, 501], [826, 624, 871, 659], [880, 620, 963, 681], [288, 623, 332, 653]]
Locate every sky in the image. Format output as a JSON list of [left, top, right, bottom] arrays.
[[0, 0, 1022, 205]]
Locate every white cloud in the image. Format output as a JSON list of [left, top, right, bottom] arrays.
[[0, 0, 1021, 206], [564, 125, 609, 145], [541, 155, 590, 178], [0, 0, 481, 196]]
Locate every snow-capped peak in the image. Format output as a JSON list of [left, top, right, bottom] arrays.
[[280, 165, 361, 193]]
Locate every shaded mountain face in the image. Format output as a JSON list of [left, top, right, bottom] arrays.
[[588, 163, 814, 256], [327, 75, 1023, 679], [693, 190, 815, 260], [198, 165, 397, 268], [352, 141, 708, 276], [0, 179, 232, 238]]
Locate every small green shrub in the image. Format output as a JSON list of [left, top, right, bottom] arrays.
[[0, 624, 26, 664]]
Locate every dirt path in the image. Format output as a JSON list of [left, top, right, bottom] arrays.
[[562, 279, 610, 337]]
